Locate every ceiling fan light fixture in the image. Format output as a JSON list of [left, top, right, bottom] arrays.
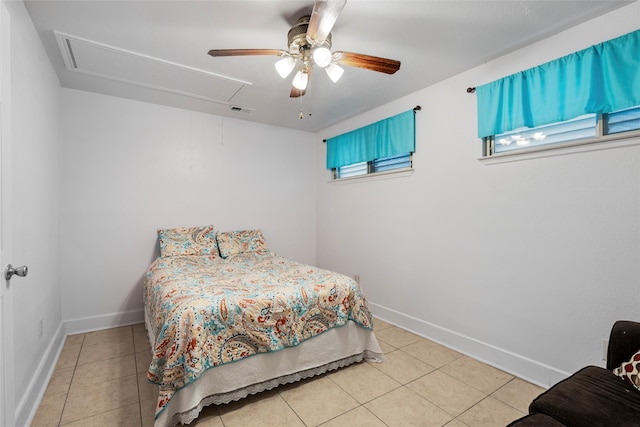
[[312, 46, 332, 68], [208, 1, 400, 99], [275, 56, 296, 78], [325, 63, 344, 83], [292, 68, 309, 90]]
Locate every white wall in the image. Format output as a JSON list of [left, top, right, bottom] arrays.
[[8, 0, 637, 422], [60, 89, 317, 328], [2, 0, 63, 424], [316, 3, 640, 388]]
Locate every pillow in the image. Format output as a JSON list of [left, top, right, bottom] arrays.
[[216, 229, 269, 258], [614, 350, 640, 390], [157, 225, 218, 257]]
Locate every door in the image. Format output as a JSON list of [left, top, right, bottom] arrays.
[[0, 3, 13, 426]]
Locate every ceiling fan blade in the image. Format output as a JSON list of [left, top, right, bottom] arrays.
[[290, 86, 306, 98], [208, 49, 287, 57], [333, 51, 401, 74], [306, 0, 346, 45]]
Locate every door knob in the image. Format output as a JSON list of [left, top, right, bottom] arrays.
[[5, 264, 28, 280]]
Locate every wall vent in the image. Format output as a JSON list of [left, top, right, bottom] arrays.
[[54, 31, 251, 106]]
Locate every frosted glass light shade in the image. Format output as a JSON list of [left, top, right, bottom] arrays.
[[275, 57, 296, 78], [292, 69, 309, 90], [325, 63, 344, 83], [312, 47, 332, 68]]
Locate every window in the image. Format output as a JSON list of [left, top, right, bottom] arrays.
[[326, 109, 417, 180], [606, 106, 640, 135], [483, 106, 640, 156], [333, 152, 412, 179], [476, 30, 640, 158]]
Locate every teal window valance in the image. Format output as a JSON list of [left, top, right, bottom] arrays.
[[476, 29, 640, 138], [326, 109, 416, 169]]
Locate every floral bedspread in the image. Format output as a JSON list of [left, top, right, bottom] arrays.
[[143, 251, 374, 418]]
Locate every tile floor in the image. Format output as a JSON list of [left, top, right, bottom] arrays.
[[32, 319, 544, 427]]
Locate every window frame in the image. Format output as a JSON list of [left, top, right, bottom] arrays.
[[331, 152, 414, 181], [481, 108, 640, 161]]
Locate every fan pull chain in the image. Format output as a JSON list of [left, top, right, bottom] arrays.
[[298, 85, 313, 119], [299, 90, 305, 119]]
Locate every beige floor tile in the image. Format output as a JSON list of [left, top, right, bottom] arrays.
[[132, 322, 146, 334], [71, 354, 136, 389], [77, 338, 135, 366], [83, 326, 132, 347], [191, 415, 224, 427], [44, 366, 75, 397], [140, 398, 157, 427], [280, 376, 359, 426], [374, 326, 422, 349], [458, 397, 525, 427], [445, 419, 470, 427], [133, 324, 151, 354], [329, 361, 401, 404], [134, 333, 151, 351], [136, 349, 153, 374], [402, 339, 463, 368], [378, 340, 396, 354], [365, 386, 453, 427], [35, 324, 549, 427], [61, 374, 139, 424], [407, 370, 486, 417], [491, 378, 545, 413], [440, 356, 513, 395], [31, 391, 67, 427], [190, 402, 223, 426], [319, 405, 387, 427], [56, 345, 82, 370], [137, 372, 159, 402], [64, 334, 85, 348], [60, 402, 141, 427], [372, 318, 393, 332], [370, 349, 435, 384], [219, 391, 304, 427]]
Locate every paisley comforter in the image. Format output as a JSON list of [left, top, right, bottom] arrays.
[[143, 251, 374, 418]]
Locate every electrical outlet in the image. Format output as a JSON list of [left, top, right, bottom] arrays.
[[602, 338, 609, 361], [39, 318, 43, 337]]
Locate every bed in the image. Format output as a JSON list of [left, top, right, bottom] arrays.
[[143, 226, 383, 426]]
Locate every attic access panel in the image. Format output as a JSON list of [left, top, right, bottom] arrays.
[[55, 31, 249, 105]]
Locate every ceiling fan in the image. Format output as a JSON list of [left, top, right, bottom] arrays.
[[208, 0, 401, 98]]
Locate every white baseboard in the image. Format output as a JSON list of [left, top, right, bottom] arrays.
[[369, 302, 570, 389], [63, 308, 145, 335], [16, 322, 65, 427], [19, 309, 146, 426]]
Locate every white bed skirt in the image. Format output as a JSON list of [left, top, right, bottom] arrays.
[[145, 314, 384, 427]]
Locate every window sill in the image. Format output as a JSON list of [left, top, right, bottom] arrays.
[[328, 167, 414, 185], [479, 130, 640, 165]]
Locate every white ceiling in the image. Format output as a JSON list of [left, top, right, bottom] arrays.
[[25, 0, 631, 132]]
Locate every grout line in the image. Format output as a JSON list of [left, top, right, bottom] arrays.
[[277, 389, 312, 426], [133, 324, 145, 426], [56, 333, 85, 427]]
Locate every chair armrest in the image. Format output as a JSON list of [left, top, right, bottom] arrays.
[[607, 320, 640, 370]]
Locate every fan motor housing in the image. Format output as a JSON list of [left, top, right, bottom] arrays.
[[287, 15, 331, 56]]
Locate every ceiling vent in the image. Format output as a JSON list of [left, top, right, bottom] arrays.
[[229, 105, 254, 114], [54, 31, 250, 106]]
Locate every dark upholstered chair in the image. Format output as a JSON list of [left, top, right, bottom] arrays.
[[507, 413, 567, 426], [507, 320, 640, 427]]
